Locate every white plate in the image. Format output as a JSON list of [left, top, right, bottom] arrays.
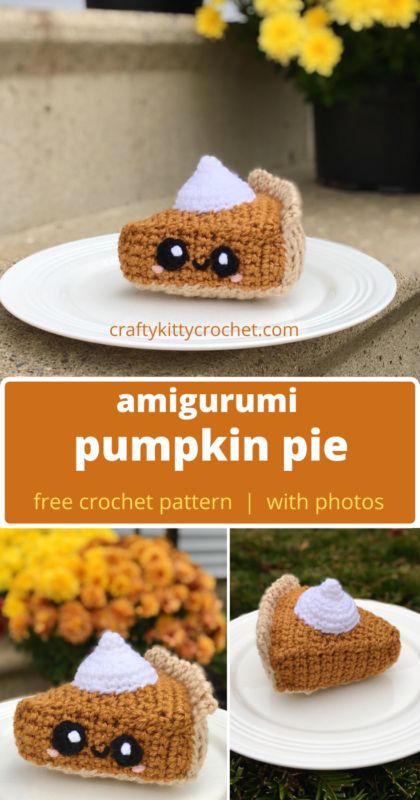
[[0, 235, 396, 351], [0, 699, 227, 799], [230, 601, 420, 770]]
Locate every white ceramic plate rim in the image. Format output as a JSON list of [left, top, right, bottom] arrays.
[[0, 235, 396, 351], [230, 600, 420, 770]]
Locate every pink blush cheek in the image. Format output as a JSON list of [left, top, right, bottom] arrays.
[[230, 273, 243, 284], [151, 264, 164, 275], [46, 748, 59, 759], [132, 764, 146, 773]]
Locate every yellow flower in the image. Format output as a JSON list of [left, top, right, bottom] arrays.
[[195, 5, 227, 39], [299, 26, 343, 75], [13, 569, 36, 594], [254, 0, 303, 15], [375, 0, 419, 26], [0, 567, 13, 593], [37, 566, 80, 603], [258, 12, 303, 65], [304, 5, 331, 26], [82, 551, 109, 589], [328, 0, 377, 29], [3, 590, 27, 618]]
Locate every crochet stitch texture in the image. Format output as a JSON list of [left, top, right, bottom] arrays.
[[73, 630, 158, 694], [257, 575, 400, 693], [294, 577, 360, 634], [119, 156, 305, 300], [14, 639, 217, 784]]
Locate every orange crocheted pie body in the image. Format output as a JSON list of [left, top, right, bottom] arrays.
[[118, 194, 286, 299], [14, 670, 194, 783], [269, 587, 401, 693]]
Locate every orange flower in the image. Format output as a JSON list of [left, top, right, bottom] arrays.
[[136, 592, 160, 618], [183, 612, 201, 632], [196, 571, 216, 591], [185, 591, 207, 612], [159, 588, 183, 614], [144, 557, 175, 588], [214, 626, 227, 652], [177, 638, 197, 660], [150, 615, 186, 648], [172, 584, 189, 603], [140, 541, 172, 569], [33, 602, 58, 638], [102, 546, 132, 566], [174, 557, 196, 585], [9, 612, 31, 642], [124, 536, 151, 561], [92, 598, 135, 637], [58, 601, 93, 645], [196, 634, 216, 665], [111, 598, 135, 621], [109, 562, 142, 598], [80, 584, 107, 609]]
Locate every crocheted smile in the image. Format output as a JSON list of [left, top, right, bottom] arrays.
[[118, 155, 305, 300], [47, 723, 145, 773], [14, 632, 218, 785]]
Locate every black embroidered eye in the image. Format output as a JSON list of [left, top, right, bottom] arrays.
[[52, 721, 86, 756], [210, 246, 239, 278], [156, 238, 188, 271], [111, 734, 143, 767]]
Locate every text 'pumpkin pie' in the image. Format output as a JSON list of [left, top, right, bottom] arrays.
[[14, 631, 217, 784], [119, 155, 305, 299], [256, 575, 401, 693]]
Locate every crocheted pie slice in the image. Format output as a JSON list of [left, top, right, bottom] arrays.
[[14, 634, 217, 784], [118, 156, 305, 300], [256, 575, 401, 693]]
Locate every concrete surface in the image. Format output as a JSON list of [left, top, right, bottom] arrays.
[[0, 639, 49, 702], [0, 6, 310, 235], [1, 166, 419, 378]]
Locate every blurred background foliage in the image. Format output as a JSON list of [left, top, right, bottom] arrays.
[[0, 529, 226, 705], [230, 528, 420, 800]]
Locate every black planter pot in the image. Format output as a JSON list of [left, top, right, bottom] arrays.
[[86, 0, 200, 11], [314, 82, 420, 192]]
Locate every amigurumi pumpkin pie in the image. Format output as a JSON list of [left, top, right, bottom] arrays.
[[14, 631, 217, 784], [256, 575, 401, 694], [119, 155, 305, 299]]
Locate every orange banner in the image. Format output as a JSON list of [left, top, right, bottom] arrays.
[[2, 379, 416, 525]]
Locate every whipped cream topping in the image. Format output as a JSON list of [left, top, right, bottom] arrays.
[[72, 631, 158, 694], [294, 578, 360, 635], [174, 155, 256, 213]]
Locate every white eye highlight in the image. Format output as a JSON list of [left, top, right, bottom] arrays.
[[68, 730, 82, 743], [171, 245, 183, 258], [121, 742, 132, 756], [218, 252, 229, 265]]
